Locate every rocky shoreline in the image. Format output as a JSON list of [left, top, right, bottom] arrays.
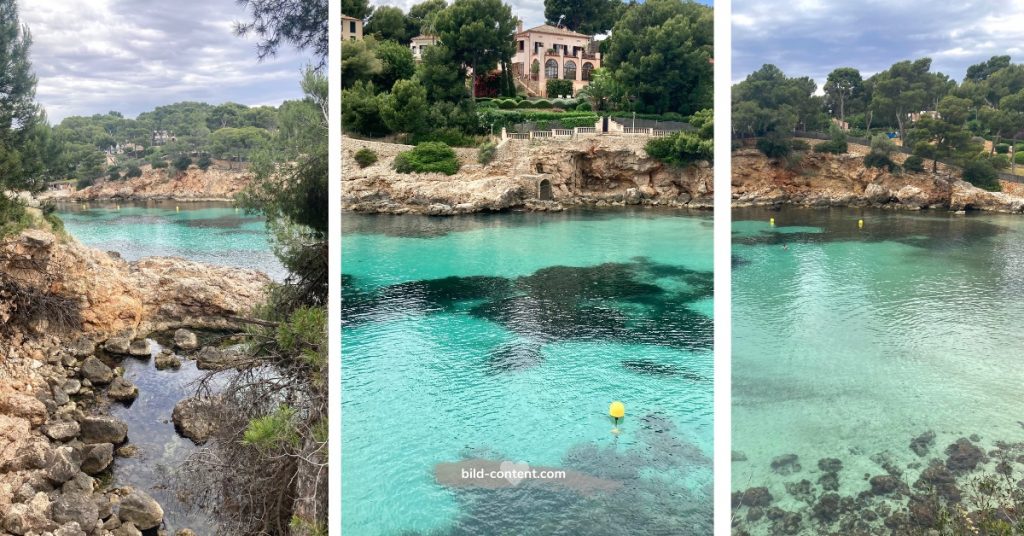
[[732, 144, 1024, 214], [0, 228, 268, 535], [37, 167, 250, 204], [731, 432, 1024, 535], [341, 136, 712, 215]]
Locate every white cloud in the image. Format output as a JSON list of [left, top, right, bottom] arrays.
[[20, 0, 314, 122]]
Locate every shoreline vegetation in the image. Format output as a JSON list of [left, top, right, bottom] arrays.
[[342, 0, 713, 218], [0, 0, 329, 535], [732, 55, 1024, 214]]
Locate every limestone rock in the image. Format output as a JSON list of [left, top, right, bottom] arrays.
[[46, 446, 81, 484], [154, 351, 181, 370], [172, 396, 217, 444], [43, 419, 81, 441], [67, 337, 96, 357], [117, 490, 163, 530], [79, 356, 113, 385], [173, 328, 199, 350], [107, 377, 138, 402], [80, 442, 114, 475], [51, 493, 99, 531], [3, 493, 55, 535], [127, 339, 151, 358], [79, 416, 128, 445], [0, 392, 47, 427], [104, 337, 132, 355]]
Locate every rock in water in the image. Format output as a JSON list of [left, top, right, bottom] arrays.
[[154, 350, 182, 370], [128, 339, 151, 358], [79, 356, 113, 385], [79, 416, 128, 445], [173, 328, 199, 350], [80, 443, 114, 475], [117, 490, 164, 530], [172, 397, 217, 444], [104, 336, 132, 355], [107, 377, 138, 403]]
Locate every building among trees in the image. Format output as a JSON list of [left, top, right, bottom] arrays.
[[510, 21, 602, 97], [410, 34, 438, 60], [342, 14, 363, 40]]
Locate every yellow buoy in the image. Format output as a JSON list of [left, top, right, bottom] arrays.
[[858, 219, 864, 228], [609, 401, 625, 419], [769, 217, 775, 226], [176, 206, 180, 212]]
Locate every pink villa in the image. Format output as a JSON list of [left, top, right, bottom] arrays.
[[510, 21, 602, 97]]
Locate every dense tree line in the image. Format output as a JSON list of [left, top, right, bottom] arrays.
[[342, 0, 713, 142], [733, 56, 1024, 188]]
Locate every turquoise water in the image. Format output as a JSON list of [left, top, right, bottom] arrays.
[[56, 201, 285, 280], [342, 210, 715, 535], [732, 207, 1024, 533]]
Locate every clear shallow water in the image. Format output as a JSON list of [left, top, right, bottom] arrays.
[[56, 201, 285, 280], [732, 207, 1024, 533], [342, 209, 715, 535]]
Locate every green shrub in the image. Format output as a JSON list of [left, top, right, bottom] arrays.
[[533, 99, 553, 109], [995, 143, 1010, 154], [354, 148, 378, 168], [107, 167, 121, 181], [497, 99, 517, 109], [393, 142, 460, 175], [559, 115, 599, 129], [756, 134, 792, 159], [407, 128, 477, 147], [1015, 143, 1024, 153], [477, 141, 497, 165], [864, 151, 898, 171], [963, 159, 1001, 191], [516, 100, 534, 110], [197, 155, 213, 171], [125, 165, 143, 178], [477, 100, 498, 109], [545, 79, 573, 98], [150, 158, 168, 169], [904, 155, 925, 172], [172, 155, 192, 172], [0, 195, 31, 239], [813, 139, 847, 154], [1015, 152, 1024, 165], [990, 154, 1010, 170], [576, 102, 592, 112], [644, 131, 712, 166], [790, 139, 810, 152]]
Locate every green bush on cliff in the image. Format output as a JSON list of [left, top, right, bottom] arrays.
[[393, 142, 460, 175], [995, 143, 1010, 154], [150, 158, 168, 169], [0, 195, 31, 239], [756, 133, 792, 159], [904, 155, 925, 172], [125, 165, 143, 178], [197, 155, 213, 171], [963, 159, 1001, 191], [173, 155, 193, 172], [353, 148, 377, 168], [989, 154, 1010, 170], [477, 141, 497, 165]]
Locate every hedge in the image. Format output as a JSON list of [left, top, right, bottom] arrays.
[[545, 79, 573, 98]]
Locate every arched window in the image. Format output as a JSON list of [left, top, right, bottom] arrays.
[[582, 62, 594, 81], [531, 59, 540, 81], [564, 60, 577, 81], [545, 59, 558, 79]]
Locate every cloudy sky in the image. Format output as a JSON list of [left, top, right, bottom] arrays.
[[21, 0, 313, 123], [733, 0, 1024, 90], [366, 0, 712, 35]]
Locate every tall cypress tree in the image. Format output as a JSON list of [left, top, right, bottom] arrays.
[[0, 0, 40, 190]]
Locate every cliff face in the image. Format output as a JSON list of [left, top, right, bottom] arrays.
[[732, 148, 1024, 213], [1, 229, 269, 336], [342, 137, 712, 215], [54, 166, 252, 202]]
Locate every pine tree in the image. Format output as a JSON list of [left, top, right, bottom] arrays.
[[0, 0, 40, 190]]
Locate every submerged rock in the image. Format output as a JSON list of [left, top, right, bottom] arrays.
[[910, 430, 935, 457], [869, 474, 904, 496], [741, 487, 773, 507], [770, 454, 801, 475], [817, 457, 843, 472], [811, 492, 840, 523], [945, 437, 985, 473]]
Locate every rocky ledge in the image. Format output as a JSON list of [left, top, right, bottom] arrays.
[[342, 136, 712, 215], [732, 146, 1024, 213], [40, 166, 251, 203], [2, 229, 269, 335]]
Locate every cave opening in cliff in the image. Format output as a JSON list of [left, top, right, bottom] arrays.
[[538, 178, 553, 201]]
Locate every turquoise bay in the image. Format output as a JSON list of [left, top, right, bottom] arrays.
[[733, 207, 1024, 517], [342, 210, 714, 535]]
